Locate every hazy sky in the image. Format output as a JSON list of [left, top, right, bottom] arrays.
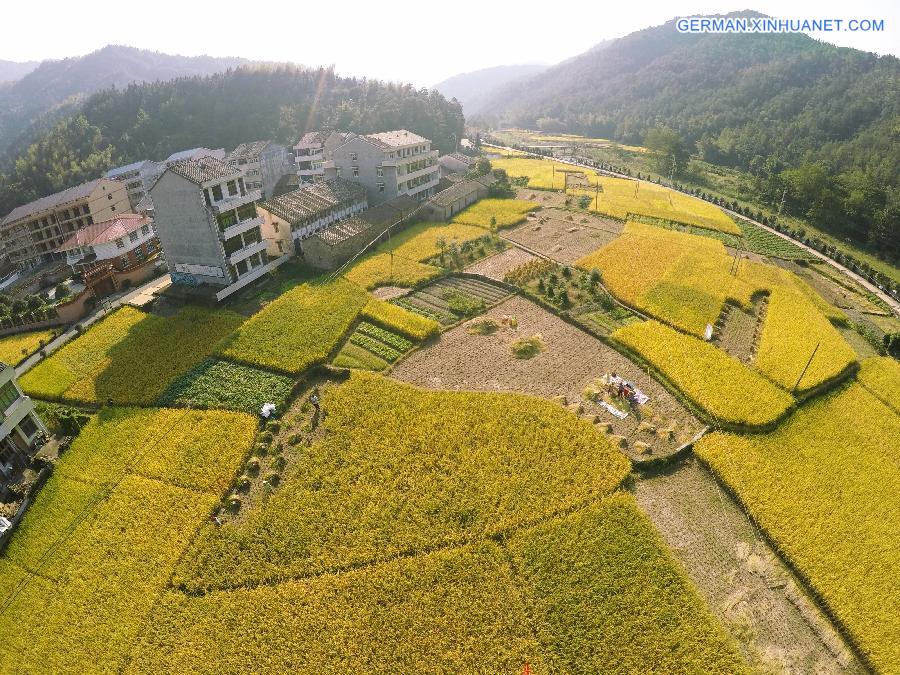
[[3, 0, 898, 86]]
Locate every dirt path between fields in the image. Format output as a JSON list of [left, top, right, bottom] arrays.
[[633, 459, 866, 675]]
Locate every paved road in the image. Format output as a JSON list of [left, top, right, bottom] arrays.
[[15, 274, 171, 377], [485, 143, 899, 315]]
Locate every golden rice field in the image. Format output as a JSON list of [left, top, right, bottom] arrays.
[[491, 157, 739, 234], [134, 495, 744, 674], [0, 407, 256, 673], [578, 221, 856, 393], [344, 252, 441, 290], [359, 298, 440, 341], [0, 328, 57, 366], [451, 197, 539, 229], [174, 373, 631, 591], [218, 280, 367, 374], [695, 382, 900, 673], [613, 320, 794, 427], [856, 356, 900, 412], [378, 220, 487, 262], [18, 306, 242, 405]]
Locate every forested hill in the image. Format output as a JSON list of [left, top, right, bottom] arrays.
[[477, 15, 900, 254], [0, 65, 465, 216], [0, 59, 39, 84], [0, 46, 248, 156]]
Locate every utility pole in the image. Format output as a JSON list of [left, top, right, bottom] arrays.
[[778, 187, 787, 216], [669, 155, 676, 185], [595, 180, 600, 211]]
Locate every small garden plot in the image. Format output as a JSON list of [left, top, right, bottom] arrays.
[[332, 342, 390, 371], [218, 280, 367, 375], [713, 295, 767, 364], [334, 311, 431, 371], [0, 328, 58, 366], [695, 383, 900, 673], [504, 213, 622, 263], [394, 276, 512, 326], [359, 298, 440, 341], [736, 219, 814, 260], [158, 358, 294, 414], [19, 306, 243, 405], [392, 295, 703, 460]]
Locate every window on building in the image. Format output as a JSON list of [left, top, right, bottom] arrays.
[[115, 238, 125, 249], [107, 194, 113, 200], [129, 231, 138, 243], [18, 413, 38, 438], [141, 224, 150, 236], [135, 247, 145, 261], [377, 182, 385, 193], [376, 167, 384, 177], [224, 236, 243, 255], [120, 255, 130, 268], [0, 381, 20, 412], [276, 241, 284, 253], [237, 203, 257, 221], [336, 167, 342, 178], [212, 185, 223, 201], [227, 180, 238, 196], [86, 216, 94, 226], [350, 152, 358, 161], [62, 209, 70, 219], [249, 252, 261, 268], [243, 227, 261, 246], [204, 190, 212, 207], [111, 205, 116, 212], [238, 177, 246, 196], [236, 259, 248, 275], [352, 166, 359, 178]]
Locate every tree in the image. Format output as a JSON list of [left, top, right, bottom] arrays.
[[644, 127, 689, 177]]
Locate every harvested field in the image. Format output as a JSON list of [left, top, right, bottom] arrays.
[[464, 247, 536, 281], [392, 295, 703, 460], [634, 460, 864, 674], [504, 211, 622, 263], [371, 286, 409, 301], [394, 276, 513, 325], [714, 295, 767, 364]]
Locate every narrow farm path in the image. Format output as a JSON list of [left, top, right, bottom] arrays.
[[632, 459, 866, 675]]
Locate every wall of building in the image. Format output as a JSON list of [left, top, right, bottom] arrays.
[[328, 139, 397, 206], [150, 172, 230, 287]]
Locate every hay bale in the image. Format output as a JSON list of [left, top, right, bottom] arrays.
[[581, 413, 600, 424], [595, 422, 613, 433], [552, 394, 568, 406], [609, 435, 627, 449], [566, 402, 584, 415], [633, 441, 653, 455], [637, 421, 657, 434], [657, 426, 676, 441]]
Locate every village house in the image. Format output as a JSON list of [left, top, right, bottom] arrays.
[[226, 141, 292, 199], [0, 179, 131, 269], [150, 156, 287, 301], [161, 147, 225, 169], [324, 130, 439, 206], [293, 131, 355, 184], [105, 160, 162, 210], [423, 177, 493, 221], [257, 179, 368, 258], [0, 364, 47, 498], [438, 152, 475, 177], [56, 213, 160, 296]]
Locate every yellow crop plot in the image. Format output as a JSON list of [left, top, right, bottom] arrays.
[[492, 157, 739, 234], [578, 221, 856, 392], [696, 383, 900, 672], [613, 320, 794, 427], [451, 197, 539, 229], [856, 356, 900, 412], [0, 329, 57, 366]]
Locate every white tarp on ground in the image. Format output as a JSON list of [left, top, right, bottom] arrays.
[[599, 401, 629, 419], [605, 374, 650, 405]]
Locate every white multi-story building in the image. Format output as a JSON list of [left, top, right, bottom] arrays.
[[0, 364, 47, 494], [324, 130, 439, 206], [257, 178, 368, 258], [56, 213, 158, 269], [226, 141, 292, 199], [293, 131, 354, 184], [150, 156, 286, 301], [105, 160, 162, 210]]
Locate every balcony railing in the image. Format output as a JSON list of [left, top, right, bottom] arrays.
[[210, 189, 261, 214]]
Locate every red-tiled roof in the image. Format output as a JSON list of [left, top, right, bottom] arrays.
[[57, 214, 150, 251]]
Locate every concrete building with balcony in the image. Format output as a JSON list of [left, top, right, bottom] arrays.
[[150, 156, 285, 300], [257, 179, 367, 258], [0, 179, 131, 269], [226, 141, 292, 199], [0, 364, 47, 496], [324, 130, 439, 206], [293, 131, 354, 184], [105, 160, 162, 210]]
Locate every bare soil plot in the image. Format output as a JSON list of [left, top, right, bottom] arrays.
[[504, 210, 622, 263], [371, 286, 409, 301], [633, 459, 865, 675], [391, 294, 702, 460], [714, 294, 767, 364], [464, 247, 536, 281]]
